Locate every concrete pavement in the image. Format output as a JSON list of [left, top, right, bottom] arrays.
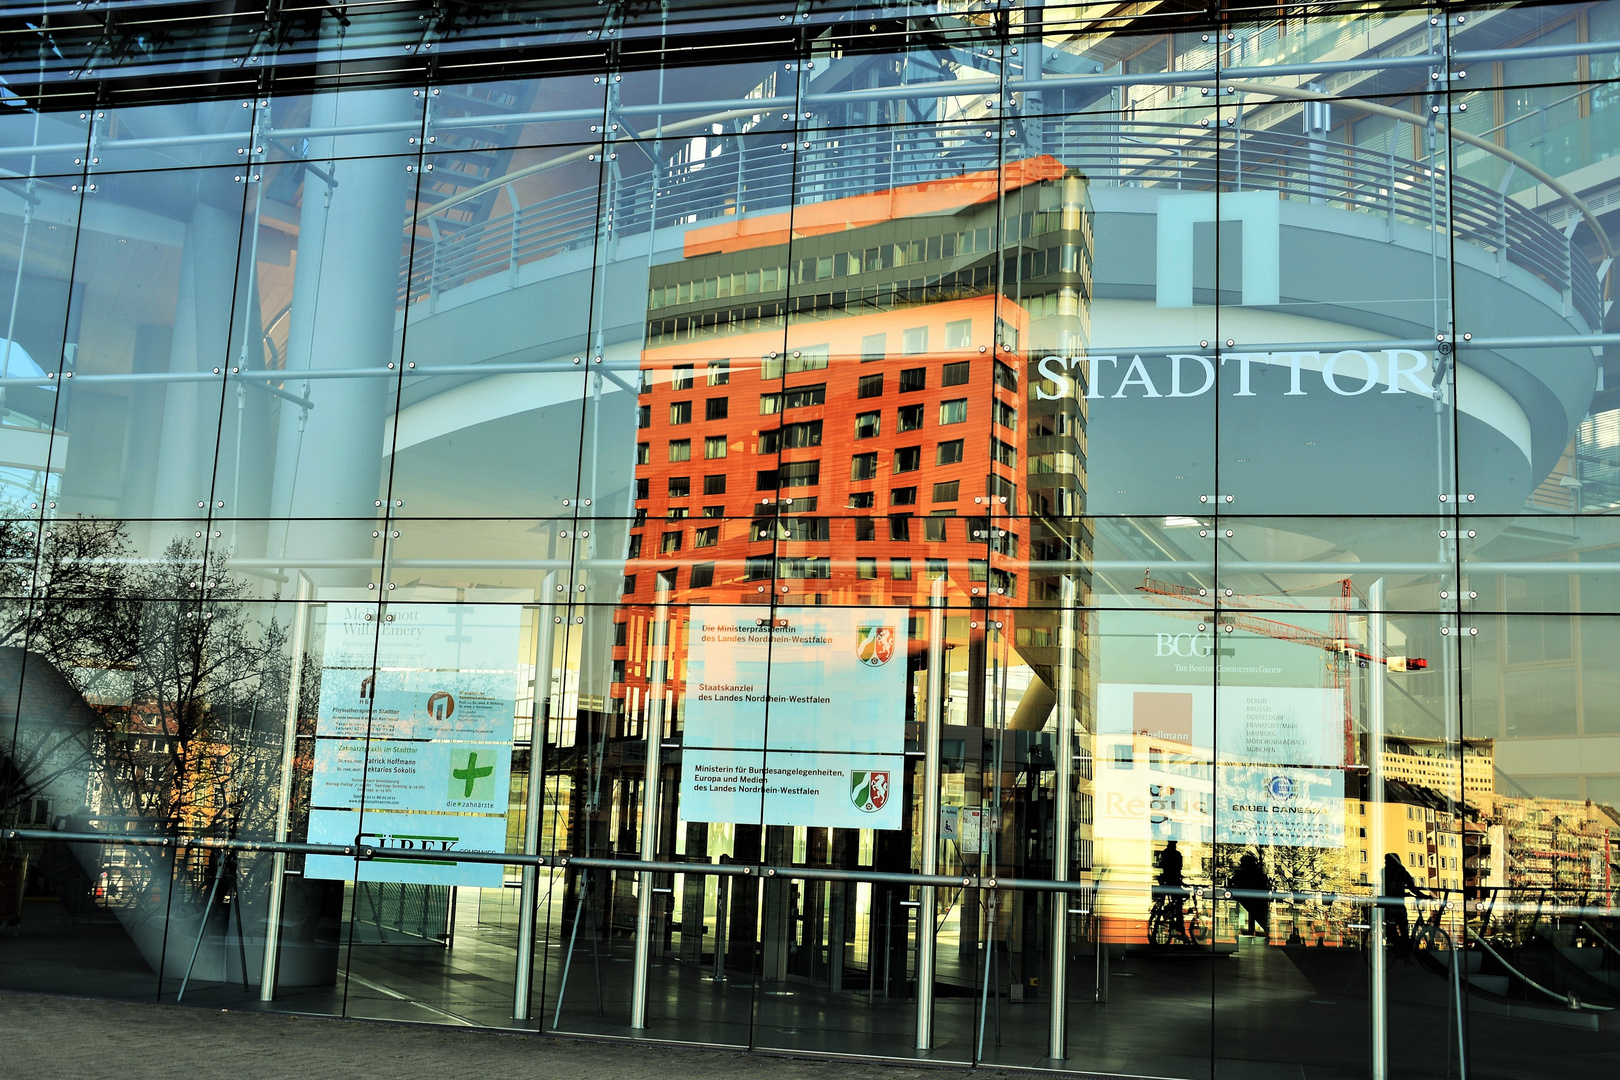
[[0, 992, 1057, 1080]]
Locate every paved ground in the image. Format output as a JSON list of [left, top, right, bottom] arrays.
[[0, 992, 1052, 1080]]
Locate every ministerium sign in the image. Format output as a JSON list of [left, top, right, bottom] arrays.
[[680, 607, 908, 830], [306, 602, 521, 887]]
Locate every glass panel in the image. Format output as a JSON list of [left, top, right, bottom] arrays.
[[0, 105, 90, 179], [582, 129, 790, 523], [92, 99, 257, 173], [1075, 606, 1215, 1078], [53, 167, 250, 524], [1215, 86, 1455, 516], [802, 29, 1004, 134], [1449, 11, 1612, 521], [1462, 613, 1620, 1076], [213, 150, 422, 532], [311, 599, 532, 1027], [1216, 610, 1461, 1080], [426, 73, 606, 151], [394, 142, 598, 519], [539, 601, 765, 1044], [1463, 514, 1620, 615], [1218, 517, 1458, 614], [0, 153, 80, 511], [1017, 103, 1217, 518]]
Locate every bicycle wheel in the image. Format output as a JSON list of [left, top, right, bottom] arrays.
[[1149, 910, 1173, 946], [1186, 917, 1208, 944]]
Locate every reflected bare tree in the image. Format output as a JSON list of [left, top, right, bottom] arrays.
[[1, 519, 291, 847]]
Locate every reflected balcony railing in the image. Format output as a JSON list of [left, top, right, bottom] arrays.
[[404, 119, 1602, 330]]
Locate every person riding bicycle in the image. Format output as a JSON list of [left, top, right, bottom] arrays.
[[1158, 840, 1189, 942], [1382, 852, 1429, 952]]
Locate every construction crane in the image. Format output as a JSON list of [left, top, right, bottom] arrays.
[[1136, 572, 1428, 766]]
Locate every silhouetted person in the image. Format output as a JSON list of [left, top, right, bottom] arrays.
[[1159, 840, 1187, 941], [1382, 852, 1428, 952], [1229, 851, 1271, 937]]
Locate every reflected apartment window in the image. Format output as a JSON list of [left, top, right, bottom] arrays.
[[668, 476, 690, 498], [897, 404, 924, 432], [932, 480, 959, 503], [783, 383, 826, 408], [851, 452, 878, 481], [669, 401, 692, 425], [637, 442, 650, 465], [945, 319, 972, 349], [942, 360, 970, 387], [705, 397, 728, 421], [939, 398, 967, 425], [855, 411, 880, 439], [891, 558, 913, 580], [694, 526, 719, 548], [895, 447, 922, 473], [668, 439, 691, 462], [703, 474, 726, 495], [891, 486, 917, 506], [689, 562, 715, 590], [779, 460, 820, 487], [705, 436, 728, 459], [937, 440, 964, 466], [787, 344, 829, 373], [900, 367, 926, 392], [706, 360, 730, 386], [857, 373, 884, 399], [902, 327, 928, 354], [660, 531, 682, 553], [861, 333, 886, 363], [671, 365, 694, 390]]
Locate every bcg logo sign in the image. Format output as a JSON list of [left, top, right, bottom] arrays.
[[1155, 632, 1212, 658]]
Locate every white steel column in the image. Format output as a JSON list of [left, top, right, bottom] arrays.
[[1368, 579, 1388, 1080], [916, 581, 946, 1050], [259, 573, 312, 1001], [513, 576, 557, 1022], [631, 585, 671, 1028], [1048, 575, 1078, 1059]]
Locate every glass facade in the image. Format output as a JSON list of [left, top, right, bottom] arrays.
[[1, 3, 1619, 1077]]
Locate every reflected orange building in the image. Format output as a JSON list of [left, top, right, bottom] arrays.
[[612, 157, 1091, 725]]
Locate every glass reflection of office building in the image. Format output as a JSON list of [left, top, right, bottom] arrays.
[[4, 5, 1620, 1080]]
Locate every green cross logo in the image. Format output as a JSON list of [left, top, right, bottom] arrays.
[[449, 750, 495, 800]]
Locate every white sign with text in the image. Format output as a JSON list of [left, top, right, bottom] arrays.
[[680, 607, 907, 829]]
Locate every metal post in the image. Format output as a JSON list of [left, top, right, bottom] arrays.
[[513, 573, 557, 1022], [915, 580, 946, 1050], [1304, 82, 1330, 205], [260, 573, 312, 1001], [1369, 578, 1388, 1080], [631, 585, 671, 1028], [1049, 577, 1077, 1060]]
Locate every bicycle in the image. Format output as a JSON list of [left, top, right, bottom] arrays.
[[1148, 884, 1209, 946], [1410, 894, 1455, 953]]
